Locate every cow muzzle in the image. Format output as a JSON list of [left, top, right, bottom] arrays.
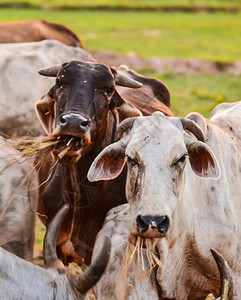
[[136, 215, 170, 238], [51, 112, 92, 164], [57, 112, 90, 134]]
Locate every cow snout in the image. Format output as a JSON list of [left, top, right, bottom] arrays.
[[58, 113, 90, 133], [136, 215, 170, 238]]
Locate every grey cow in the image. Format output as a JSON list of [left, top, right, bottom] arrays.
[[0, 137, 38, 260]]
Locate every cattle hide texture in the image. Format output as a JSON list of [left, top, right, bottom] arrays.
[[88, 101, 241, 299], [34, 60, 173, 266], [0, 137, 38, 261]]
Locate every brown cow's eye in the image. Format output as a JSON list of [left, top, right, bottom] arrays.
[[102, 87, 114, 98]]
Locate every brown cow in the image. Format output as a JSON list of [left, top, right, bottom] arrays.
[[34, 61, 173, 265], [0, 20, 83, 47]]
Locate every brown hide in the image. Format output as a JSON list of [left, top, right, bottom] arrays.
[[36, 62, 173, 265], [116, 65, 173, 117], [0, 20, 83, 47]]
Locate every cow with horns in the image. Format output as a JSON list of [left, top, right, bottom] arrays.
[[88, 101, 241, 299], [0, 204, 110, 299], [34, 61, 173, 265]]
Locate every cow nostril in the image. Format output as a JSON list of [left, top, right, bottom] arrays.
[[157, 215, 170, 234], [80, 120, 89, 127], [60, 115, 67, 124], [136, 215, 149, 233]]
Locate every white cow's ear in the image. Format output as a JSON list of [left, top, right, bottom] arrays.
[[35, 93, 55, 135], [187, 141, 220, 179], [88, 141, 127, 182]]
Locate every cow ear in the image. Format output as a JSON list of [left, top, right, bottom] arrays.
[[35, 93, 55, 135], [110, 90, 142, 125], [88, 141, 127, 182], [187, 141, 220, 179]]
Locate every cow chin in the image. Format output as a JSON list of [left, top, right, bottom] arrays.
[[140, 229, 165, 239], [51, 149, 83, 164], [50, 133, 92, 164], [129, 230, 165, 245]]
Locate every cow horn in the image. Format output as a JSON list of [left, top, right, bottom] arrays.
[[71, 236, 111, 295], [115, 72, 143, 88], [115, 117, 137, 141], [180, 118, 205, 143], [43, 203, 69, 269], [210, 249, 233, 300], [38, 65, 62, 77]]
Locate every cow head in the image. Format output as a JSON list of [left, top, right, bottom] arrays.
[[36, 61, 142, 164], [88, 112, 220, 240]]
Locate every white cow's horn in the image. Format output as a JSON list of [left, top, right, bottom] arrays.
[[43, 203, 111, 296], [210, 248, 233, 300], [38, 65, 62, 77], [43, 203, 69, 269], [72, 236, 111, 295], [115, 117, 137, 141], [180, 118, 205, 143]]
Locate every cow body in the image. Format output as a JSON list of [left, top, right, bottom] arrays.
[[0, 204, 110, 300], [0, 137, 38, 260], [88, 101, 241, 299], [0, 20, 82, 47], [35, 61, 173, 265], [0, 39, 95, 137]]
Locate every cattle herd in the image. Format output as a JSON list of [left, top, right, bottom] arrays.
[[0, 20, 240, 300]]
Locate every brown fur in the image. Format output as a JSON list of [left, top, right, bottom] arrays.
[[0, 20, 83, 47]]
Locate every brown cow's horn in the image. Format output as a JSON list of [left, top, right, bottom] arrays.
[[210, 248, 233, 300], [43, 204, 69, 269], [180, 118, 205, 143], [115, 117, 137, 141], [115, 72, 143, 88], [72, 236, 111, 295], [38, 65, 62, 77]]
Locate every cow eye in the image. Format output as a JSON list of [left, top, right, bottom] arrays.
[[174, 154, 188, 166], [102, 87, 114, 98], [126, 156, 138, 166]]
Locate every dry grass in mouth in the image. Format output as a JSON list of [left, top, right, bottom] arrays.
[[9, 135, 79, 161], [109, 236, 162, 299]]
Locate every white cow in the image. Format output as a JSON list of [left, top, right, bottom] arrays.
[[0, 136, 38, 261], [88, 101, 241, 299], [0, 204, 111, 300], [0, 39, 95, 137], [92, 204, 160, 299]]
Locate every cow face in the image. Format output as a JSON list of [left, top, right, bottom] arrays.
[[36, 61, 142, 164], [88, 112, 220, 241]]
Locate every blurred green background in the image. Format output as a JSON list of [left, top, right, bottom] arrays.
[[1, 0, 240, 255]]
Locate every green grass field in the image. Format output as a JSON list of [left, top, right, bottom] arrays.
[[0, 9, 240, 62], [1, 0, 241, 9]]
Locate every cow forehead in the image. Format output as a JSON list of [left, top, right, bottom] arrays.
[[59, 61, 115, 85], [126, 114, 185, 158]]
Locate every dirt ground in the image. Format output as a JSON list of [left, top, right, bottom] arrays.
[[90, 50, 241, 75]]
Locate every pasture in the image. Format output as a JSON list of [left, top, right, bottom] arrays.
[[0, 1, 240, 296], [0, 7, 240, 120]]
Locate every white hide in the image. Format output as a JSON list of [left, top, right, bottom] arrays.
[[0, 137, 38, 260], [0, 40, 95, 137], [0, 247, 86, 300], [89, 101, 241, 299], [92, 204, 159, 300]]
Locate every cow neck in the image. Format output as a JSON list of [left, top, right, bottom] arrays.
[[64, 115, 118, 264]]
